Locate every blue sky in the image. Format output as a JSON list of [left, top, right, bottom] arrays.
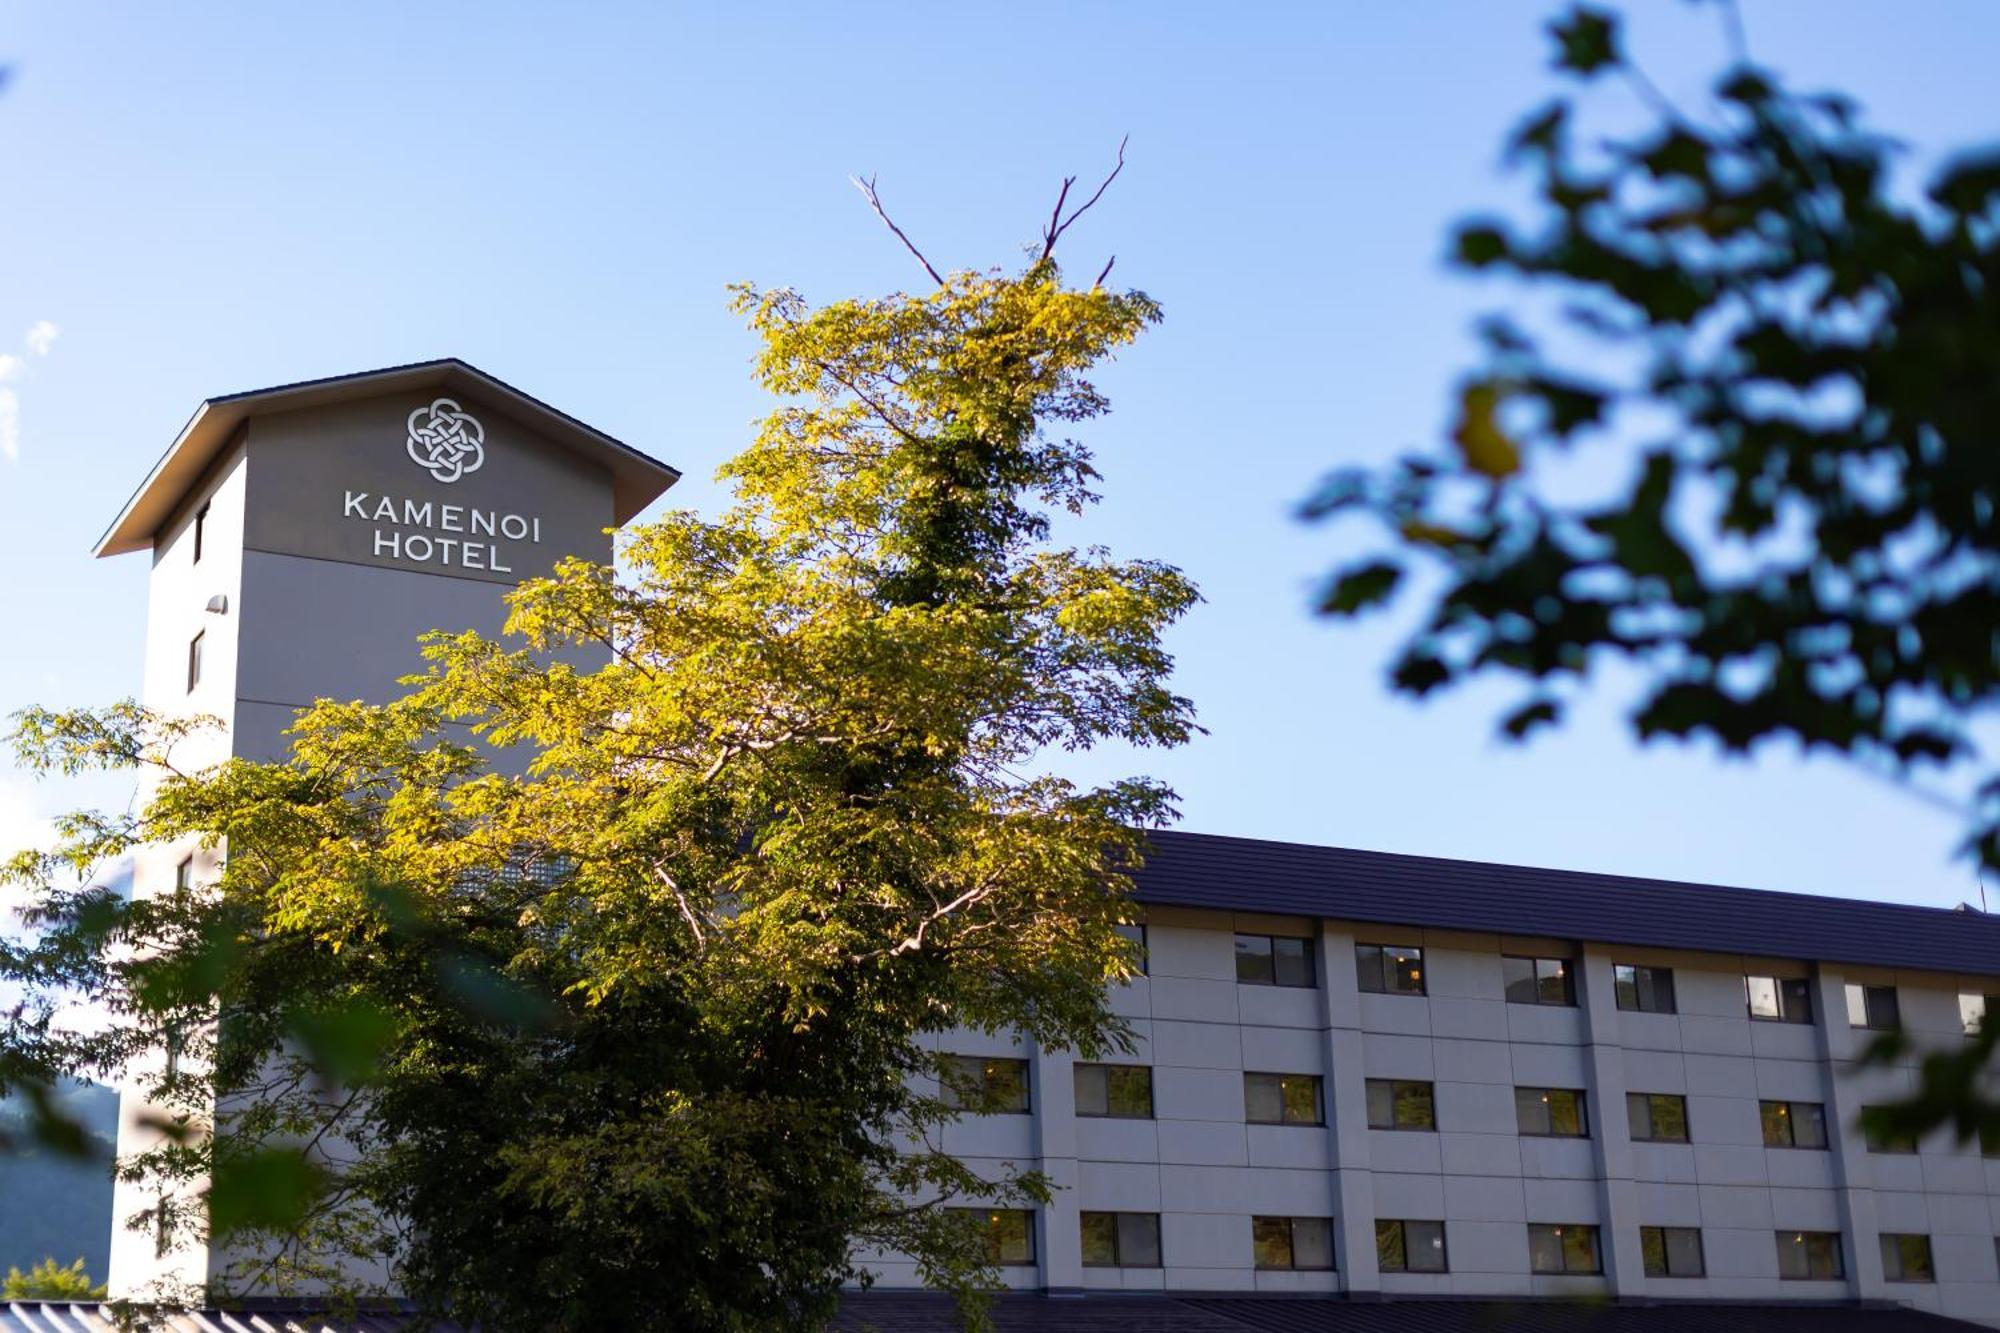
[[0, 2, 1993, 911]]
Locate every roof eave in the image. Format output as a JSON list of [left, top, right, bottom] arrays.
[[94, 358, 680, 558]]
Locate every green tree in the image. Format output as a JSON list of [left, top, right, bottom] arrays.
[[3, 180, 1194, 1329], [1308, 6, 1997, 1143], [2, 1257, 106, 1300]]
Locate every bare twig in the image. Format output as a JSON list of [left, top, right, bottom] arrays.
[[850, 174, 946, 287], [1040, 135, 1129, 263], [1094, 254, 1117, 288]]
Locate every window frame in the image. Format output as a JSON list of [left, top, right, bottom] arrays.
[[1251, 1216, 1335, 1271], [1526, 1223, 1602, 1276], [947, 1207, 1036, 1266], [1879, 1233, 1935, 1284], [1114, 922, 1148, 976], [1073, 1062, 1154, 1120], [941, 1054, 1030, 1114], [187, 630, 204, 693], [1846, 982, 1901, 1032], [1079, 1210, 1161, 1269], [192, 502, 210, 565], [1516, 1086, 1590, 1139], [1245, 1071, 1324, 1126], [1501, 955, 1576, 1007], [1639, 1225, 1705, 1278], [1365, 1078, 1437, 1132], [1745, 974, 1813, 1025], [1613, 963, 1676, 1014], [1759, 1099, 1828, 1149], [1375, 1218, 1448, 1274], [1355, 942, 1426, 996], [1624, 1091, 1689, 1144], [1234, 932, 1316, 988], [1775, 1230, 1845, 1281]]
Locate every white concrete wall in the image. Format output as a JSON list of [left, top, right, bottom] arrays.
[[865, 907, 2000, 1325]]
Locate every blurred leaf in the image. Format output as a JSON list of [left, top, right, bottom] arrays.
[[1452, 382, 1521, 479], [1317, 562, 1403, 616], [208, 1146, 327, 1237], [1549, 6, 1620, 75]]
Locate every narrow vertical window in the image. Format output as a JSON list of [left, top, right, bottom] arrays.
[[187, 631, 204, 692], [192, 503, 210, 564]]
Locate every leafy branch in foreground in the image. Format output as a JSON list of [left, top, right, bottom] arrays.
[[1308, 4, 1998, 868]]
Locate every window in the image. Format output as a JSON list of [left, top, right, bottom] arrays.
[[1625, 1092, 1688, 1144], [1961, 992, 1997, 1037], [1516, 1087, 1589, 1138], [192, 503, 209, 564], [1245, 1072, 1323, 1126], [1861, 1107, 1919, 1154], [1879, 1233, 1935, 1283], [1074, 1063, 1153, 1119], [1527, 1224, 1601, 1275], [948, 1208, 1035, 1265], [1614, 964, 1675, 1013], [174, 856, 194, 893], [1355, 943, 1425, 995], [1759, 1100, 1828, 1149], [1775, 1230, 1844, 1280], [1080, 1211, 1160, 1268], [941, 1055, 1029, 1113], [1502, 955, 1574, 1006], [1746, 974, 1813, 1024], [1252, 1216, 1334, 1271], [1640, 1226, 1705, 1278], [1114, 922, 1148, 975], [1235, 933, 1315, 987], [1366, 1079, 1436, 1131], [1375, 1219, 1447, 1273], [186, 630, 204, 692], [1846, 983, 1900, 1031]]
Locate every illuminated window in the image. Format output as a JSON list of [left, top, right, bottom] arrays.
[[1759, 1100, 1827, 1149], [1502, 955, 1574, 1006], [947, 1208, 1034, 1265], [1775, 1231, 1843, 1280], [1528, 1223, 1601, 1275], [940, 1055, 1029, 1113], [1245, 1072, 1323, 1125], [1516, 1087, 1588, 1138], [1355, 943, 1425, 995]]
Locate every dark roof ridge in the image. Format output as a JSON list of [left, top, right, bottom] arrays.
[[1135, 827, 2000, 978]]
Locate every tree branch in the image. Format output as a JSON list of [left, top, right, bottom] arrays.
[[850, 174, 946, 287], [1040, 135, 1129, 263]]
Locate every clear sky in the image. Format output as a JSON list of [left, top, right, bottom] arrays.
[[0, 2, 1993, 913]]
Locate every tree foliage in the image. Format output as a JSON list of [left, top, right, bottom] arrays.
[[3, 1256, 107, 1301], [3, 231, 1194, 1328], [1308, 4, 1999, 867]]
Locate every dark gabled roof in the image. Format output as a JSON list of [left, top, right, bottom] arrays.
[[831, 1293, 1980, 1331], [95, 358, 681, 557], [1135, 829, 2000, 979]]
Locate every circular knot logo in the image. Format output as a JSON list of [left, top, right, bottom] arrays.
[[406, 398, 486, 484]]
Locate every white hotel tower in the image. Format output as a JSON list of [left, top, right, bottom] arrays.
[[21, 363, 1998, 1333]]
